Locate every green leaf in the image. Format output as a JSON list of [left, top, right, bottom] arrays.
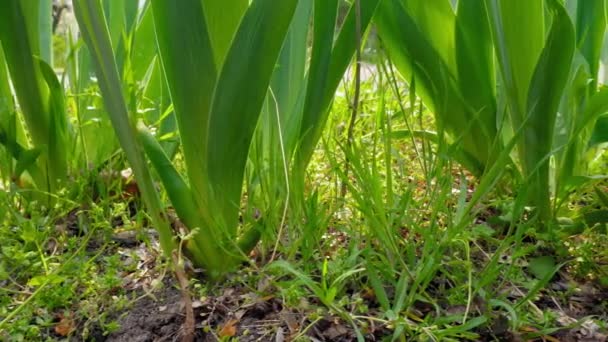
[[151, 0, 216, 204], [202, 0, 248, 68], [13, 148, 43, 181], [206, 0, 299, 233], [295, 0, 339, 172], [366, 267, 390, 311], [589, 114, 608, 147], [487, 0, 545, 136], [38, 0, 53, 65], [376, 0, 497, 175], [0, 0, 50, 146], [137, 123, 198, 230], [73, 0, 177, 258], [583, 209, 608, 227], [595, 186, 608, 207], [27, 274, 65, 287], [149, 0, 298, 277], [528, 256, 556, 280], [0, 0, 69, 195], [523, 0, 575, 221], [38, 58, 69, 185], [295, 0, 381, 172], [575, 0, 607, 91]]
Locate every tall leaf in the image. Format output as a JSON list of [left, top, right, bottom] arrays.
[[294, 0, 339, 173], [375, 0, 498, 174], [486, 0, 545, 166], [576, 0, 607, 91], [202, 0, 248, 68], [151, 0, 216, 207], [295, 0, 381, 173], [206, 0, 300, 234], [148, 0, 298, 277], [0, 0, 69, 194], [73, 0, 176, 257], [524, 0, 575, 221]]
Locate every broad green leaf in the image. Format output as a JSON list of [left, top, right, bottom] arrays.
[[487, 0, 545, 137], [252, 0, 313, 219], [589, 114, 608, 146], [202, 0, 248, 69], [206, 0, 299, 234], [38, 58, 69, 184], [375, 0, 457, 116], [0, 0, 50, 149], [365, 266, 391, 311], [0, 126, 44, 184], [0, 47, 12, 115], [148, 0, 299, 277], [0, 0, 69, 195], [295, 0, 340, 172], [102, 0, 138, 73], [375, 0, 496, 175], [269, 0, 313, 157], [575, 87, 608, 138], [455, 0, 496, 152], [583, 209, 608, 227], [524, 0, 575, 221], [0, 46, 22, 151], [131, 3, 156, 81], [137, 123, 200, 233], [528, 256, 556, 280], [73, 0, 176, 257], [595, 186, 608, 207], [576, 0, 607, 91], [132, 6, 177, 156], [151, 0, 216, 205]]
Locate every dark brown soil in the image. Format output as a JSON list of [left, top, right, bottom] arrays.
[[106, 286, 197, 342], [102, 280, 391, 342], [99, 275, 608, 342]]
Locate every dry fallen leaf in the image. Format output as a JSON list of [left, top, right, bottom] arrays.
[[55, 314, 75, 336], [219, 319, 239, 338]]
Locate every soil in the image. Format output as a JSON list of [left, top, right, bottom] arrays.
[[102, 284, 360, 342], [94, 273, 608, 342], [105, 286, 194, 342]]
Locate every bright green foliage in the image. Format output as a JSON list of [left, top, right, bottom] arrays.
[[554, 0, 608, 202], [247, 0, 382, 255], [102, 0, 139, 76], [202, 0, 248, 69], [376, 0, 498, 176], [294, 0, 381, 174], [376, 0, 608, 225], [0, 0, 70, 198], [488, 0, 575, 223], [1, 1, 608, 339], [72, 0, 177, 258], [147, 0, 298, 277]]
